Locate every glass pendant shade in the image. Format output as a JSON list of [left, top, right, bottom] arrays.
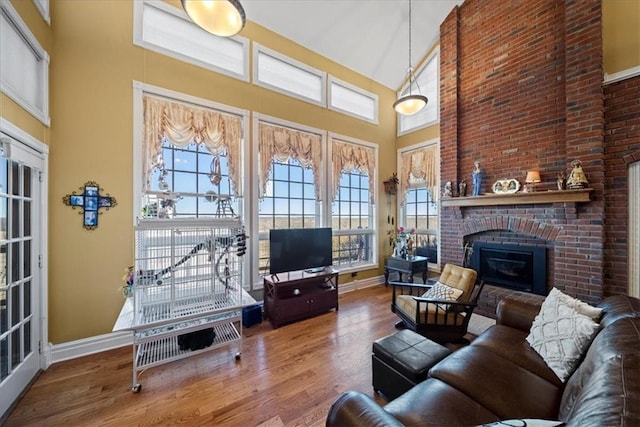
[[181, 0, 246, 37], [394, 93, 428, 115]]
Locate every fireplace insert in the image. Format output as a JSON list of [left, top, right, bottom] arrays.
[[470, 242, 546, 295]]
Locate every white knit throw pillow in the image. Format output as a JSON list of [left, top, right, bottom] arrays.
[[526, 288, 600, 382]]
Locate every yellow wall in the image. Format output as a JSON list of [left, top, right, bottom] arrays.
[[47, 0, 397, 343], [603, 0, 640, 75]]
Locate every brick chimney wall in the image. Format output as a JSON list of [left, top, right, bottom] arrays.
[[439, 0, 604, 315]]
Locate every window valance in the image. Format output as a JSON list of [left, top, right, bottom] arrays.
[[400, 145, 438, 203], [142, 95, 243, 196], [331, 139, 376, 204], [258, 122, 323, 200]]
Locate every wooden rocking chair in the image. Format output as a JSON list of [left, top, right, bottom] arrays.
[[390, 263, 484, 344]]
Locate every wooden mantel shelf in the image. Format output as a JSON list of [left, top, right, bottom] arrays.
[[441, 188, 593, 207]]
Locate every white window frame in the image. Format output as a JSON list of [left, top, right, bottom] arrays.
[[397, 138, 441, 268], [32, 0, 50, 25], [0, 1, 50, 126], [397, 47, 440, 136], [328, 76, 379, 124], [328, 132, 378, 272], [253, 43, 327, 107], [133, 0, 249, 82]]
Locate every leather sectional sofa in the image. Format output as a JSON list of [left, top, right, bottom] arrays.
[[326, 294, 640, 426]]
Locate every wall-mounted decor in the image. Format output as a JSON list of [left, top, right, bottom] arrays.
[[63, 181, 117, 230], [383, 173, 399, 195], [492, 179, 520, 194]]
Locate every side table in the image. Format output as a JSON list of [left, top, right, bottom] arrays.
[[384, 255, 428, 285]]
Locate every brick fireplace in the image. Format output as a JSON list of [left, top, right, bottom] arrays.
[[438, 0, 606, 317]]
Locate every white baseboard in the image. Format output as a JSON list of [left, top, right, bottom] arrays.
[[48, 331, 133, 365], [45, 275, 385, 364], [338, 275, 385, 293]]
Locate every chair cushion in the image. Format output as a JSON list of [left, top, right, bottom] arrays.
[[395, 295, 466, 326], [439, 264, 477, 303]]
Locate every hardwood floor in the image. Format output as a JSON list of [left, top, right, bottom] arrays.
[[5, 285, 410, 427]]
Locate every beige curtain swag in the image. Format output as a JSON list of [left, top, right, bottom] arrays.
[[142, 95, 243, 196], [331, 140, 376, 204], [258, 122, 323, 200], [400, 145, 438, 203]]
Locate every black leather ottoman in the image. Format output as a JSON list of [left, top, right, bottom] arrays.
[[372, 329, 451, 400]]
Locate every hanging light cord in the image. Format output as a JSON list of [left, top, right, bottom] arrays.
[[407, 0, 423, 96], [408, 0, 412, 74]]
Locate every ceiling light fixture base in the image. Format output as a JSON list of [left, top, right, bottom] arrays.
[[181, 0, 246, 37]]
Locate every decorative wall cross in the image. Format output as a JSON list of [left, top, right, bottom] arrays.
[[63, 181, 117, 230]]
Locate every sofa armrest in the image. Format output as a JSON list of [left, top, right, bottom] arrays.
[[326, 391, 404, 427], [496, 295, 545, 332]]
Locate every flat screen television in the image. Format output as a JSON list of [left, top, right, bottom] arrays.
[[269, 227, 333, 274]]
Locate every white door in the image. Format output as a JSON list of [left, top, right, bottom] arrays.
[[0, 135, 44, 417]]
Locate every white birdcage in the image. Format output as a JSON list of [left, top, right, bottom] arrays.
[[113, 217, 254, 393], [132, 218, 245, 326]]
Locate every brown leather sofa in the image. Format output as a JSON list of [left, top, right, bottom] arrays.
[[326, 294, 640, 426]]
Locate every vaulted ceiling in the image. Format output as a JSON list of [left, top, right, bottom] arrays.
[[242, 0, 463, 90]]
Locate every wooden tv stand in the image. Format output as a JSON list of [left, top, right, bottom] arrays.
[[263, 268, 339, 328]]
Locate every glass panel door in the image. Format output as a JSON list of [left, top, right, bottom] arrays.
[[0, 151, 41, 417]]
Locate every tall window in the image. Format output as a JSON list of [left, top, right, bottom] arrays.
[[330, 136, 376, 269], [256, 120, 324, 278], [399, 142, 439, 264]]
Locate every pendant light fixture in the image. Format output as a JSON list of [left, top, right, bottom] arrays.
[[181, 0, 246, 37], [393, 0, 428, 116]]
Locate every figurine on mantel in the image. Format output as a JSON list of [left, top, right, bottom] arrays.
[[472, 161, 483, 196], [566, 160, 589, 189], [443, 181, 453, 197], [557, 171, 567, 190], [459, 180, 467, 197]]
